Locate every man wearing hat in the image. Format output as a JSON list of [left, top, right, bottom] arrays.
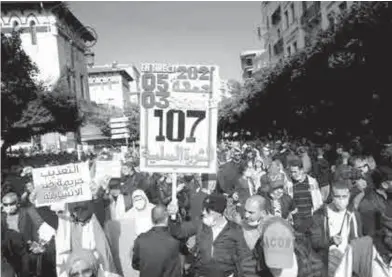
[[168, 194, 248, 277], [358, 165, 392, 236], [336, 201, 392, 277], [253, 217, 298, 277]]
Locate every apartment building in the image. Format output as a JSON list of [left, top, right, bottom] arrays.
[[254, 1, 354, 75], [240, 50, 265, 79]]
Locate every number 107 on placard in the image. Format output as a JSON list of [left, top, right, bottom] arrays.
[[153, 109, 206, 143]]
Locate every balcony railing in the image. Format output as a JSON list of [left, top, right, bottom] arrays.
[[301, 1, 321, 26]]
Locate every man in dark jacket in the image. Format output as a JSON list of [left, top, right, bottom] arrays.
[[188, 174, 216, 223], [358, 165, 392, 236], [132, 205, 182, 277], [1, 216, 30, 277], [168, 193, 248, 277], [121, 161, 150, 198], [217, 148, 242, 195]]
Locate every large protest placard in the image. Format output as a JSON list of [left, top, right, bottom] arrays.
[[32, 162, 92, 207], [139, 63, 219, 173]]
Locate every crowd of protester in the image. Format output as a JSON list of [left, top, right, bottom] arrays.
[[1, 135, 392, 277]]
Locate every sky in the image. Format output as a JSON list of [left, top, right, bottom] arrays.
[[68, 1, 263, 81]]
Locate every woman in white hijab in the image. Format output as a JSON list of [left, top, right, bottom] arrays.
[[105, 189, 155, 277]]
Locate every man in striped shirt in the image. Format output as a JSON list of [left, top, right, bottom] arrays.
[[288, 158, 323, 232]]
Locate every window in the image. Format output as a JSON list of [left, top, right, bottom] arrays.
[[284, 11, 289, 29], [29, 21, 37, 45], [293, 41, 298, 52], [271, 7, 281, 25], [287, 46, 291, 57], [247, 71, 252, 78], [80, 75, 85, 99], [246, 58, 253, 67], [291, 3, 295, 23], [273, 39, 284, 56], [339, 1, 347, 11]]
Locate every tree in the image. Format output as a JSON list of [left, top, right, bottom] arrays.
[[1, 32, 83, 155], [219, 2, 392, 142], [82, 102, 140, 141], [226, 79, 242, 96], [124, 103, 140, 140]]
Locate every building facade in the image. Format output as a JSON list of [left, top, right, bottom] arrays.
[[1, 1, 96, 150], [88, 62, 134, 111], [1, 2, 95, 99], [219, 79, 233, 100], [240, 50, 265, 79], [254, 1, 354, 74]]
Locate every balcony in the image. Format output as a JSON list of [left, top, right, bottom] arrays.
[[301, 1, 322, 27]]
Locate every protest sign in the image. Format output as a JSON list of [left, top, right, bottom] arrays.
[[139, 63, 219, 173], [94, 160, 122, 184], [32, 162, 92, 207], [263, 217, 295, 269]]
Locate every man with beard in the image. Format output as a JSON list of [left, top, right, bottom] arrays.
[[335, 202, 392, 277], [358, 166, 392, 236], [168, 194, 248, 277]]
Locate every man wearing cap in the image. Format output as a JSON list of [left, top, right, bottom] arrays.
[[253, 217, 298, 277], [357, 165, 392, 236], [335, 202, 392, 277], [168, 193, 248, 277]]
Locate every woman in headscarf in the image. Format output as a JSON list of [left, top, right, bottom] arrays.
[[66, 249, 120, 277], [105, 190, 155, 277]]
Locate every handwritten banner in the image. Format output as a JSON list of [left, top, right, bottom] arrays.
[[139, 63, 219, 173], [94, 160, 122, 181], [32, 162, 92, 207]]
